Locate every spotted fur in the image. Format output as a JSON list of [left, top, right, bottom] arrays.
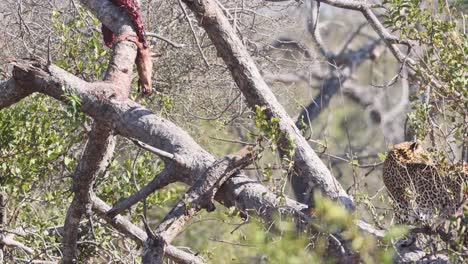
[[383, 141, 467, 224]]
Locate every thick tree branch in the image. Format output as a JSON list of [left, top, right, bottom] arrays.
[[4, 59, 384, 249], [3, 54, 390, 260], [61, 1, 143, 262], [62, 124, 116, 263], [180, 0, 354, 210], [79, 0, 141, 96], [0, 79, 34, 109]]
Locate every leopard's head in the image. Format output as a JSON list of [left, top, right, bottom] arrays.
[[386, 141, 432, 165]]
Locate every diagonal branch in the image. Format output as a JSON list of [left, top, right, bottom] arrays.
[[142, 145, 257, 264], [61, 1, 145, 262], [180, 0, 355, 210], [91, 196, 206, 264], [296, 39, 382, 129], [107, 168, 175, 218]]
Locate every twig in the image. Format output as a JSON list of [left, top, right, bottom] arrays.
[[106, 169, 175, 218], [208, 237, 256, 247], [145, 32, 186, 48], [130, 139, 185, 166], [183, 92, 241, 121], [177, 0, 210, 67], [208, 136, 255, 146]]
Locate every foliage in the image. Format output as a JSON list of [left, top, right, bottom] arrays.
[[253, 105, 296, 165], [380, 0, 467, 260], [382, 0, 467, 145], [0, 7, 179, 262], [179, 195, 408, 263], [52, 7, 109, 81], [0, 93, 84, 258]]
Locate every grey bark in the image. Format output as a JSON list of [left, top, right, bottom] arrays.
[[180, 0, 354, 210], [0, 79, 34, 109], [61, 0, 143, 261], [62, 124, 116, 263]]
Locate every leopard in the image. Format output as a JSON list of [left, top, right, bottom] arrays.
[[383, 141, 467, 224]]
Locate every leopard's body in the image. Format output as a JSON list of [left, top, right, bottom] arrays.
[[383, 141, 466, 224]]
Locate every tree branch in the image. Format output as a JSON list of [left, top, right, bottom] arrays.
[[107, 168, 176, 218], [0, 234, 34, 255], [0, 78, 34, 109], [91, 196, 206, 264], [62, 124, 116, 263], [142, 146, 256, 263], [61, 1, 145, 262], [296, 39, 382, 130], [180, 0, 354, 210]]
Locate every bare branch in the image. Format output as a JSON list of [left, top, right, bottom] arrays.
[[106, 169, 175, 218], [296, 39, 382, 129], [145, 32, 187, 48], [0, 233, 34, 254], [0, 194, 34, 257], [181, 0, 354, 210], [131, 139, 186, 166], [177, 0, 210, 67]]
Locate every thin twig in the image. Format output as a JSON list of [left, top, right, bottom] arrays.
[[177, 0, 210, 67], [130, 139, 185, 166], [145, 32, 186, 48]]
